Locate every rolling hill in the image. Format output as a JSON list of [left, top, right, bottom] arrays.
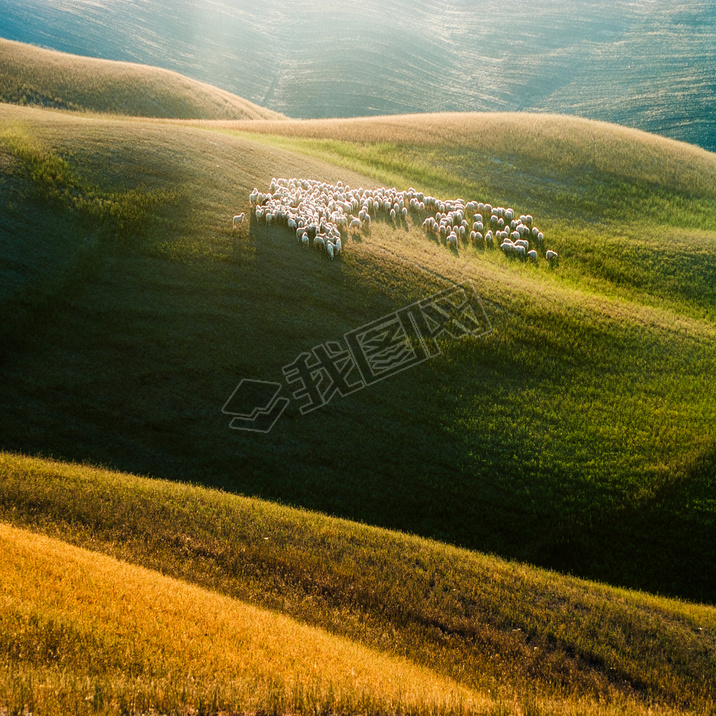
[[0, 37, 283, 119], [1, 100, 715, 608], [1, 452, 715, 715], [1, 35, 716, 712], [0, 0, 714, 150]]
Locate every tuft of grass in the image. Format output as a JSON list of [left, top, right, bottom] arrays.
[[0, 122, 173, 238]]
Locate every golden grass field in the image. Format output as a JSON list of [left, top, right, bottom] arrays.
[[0, 521, 489, 716], [2, 453, 715, 716]]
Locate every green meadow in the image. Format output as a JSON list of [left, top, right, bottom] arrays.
[[0, 41, 714, 714]]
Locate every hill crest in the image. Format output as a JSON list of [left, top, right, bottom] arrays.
[[0, 37, 284, 120]]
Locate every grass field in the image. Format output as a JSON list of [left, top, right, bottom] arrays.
[[0, 38, 284, 120], [1, 0, 714, 151], [1, 453, 715, 715], [0, 92, 715, 713], [1, 102, 715, 605], [0, 520, 491, 716]]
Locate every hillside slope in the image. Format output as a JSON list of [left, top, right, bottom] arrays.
[[0, 38, 283, 119], [0, 0, 713, 150], [0, 104, 715, 608], [1, 453, 715, 714], [1, 519, 486, 716]]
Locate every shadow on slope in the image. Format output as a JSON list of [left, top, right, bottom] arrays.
[[0, 107, 714, 604]]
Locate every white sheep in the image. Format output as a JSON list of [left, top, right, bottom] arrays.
[[546, 250, 559, 263], [232, 213, 245, 229], [527, 249, 538, 263], [248, 178, 549, 268]]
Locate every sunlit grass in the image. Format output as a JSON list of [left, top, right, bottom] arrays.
[[0, 521, 494, 716], [1, 452, 715, 716], [1, 105, 715, 607], [0, 37, 284, 120], [212, 116, 716, 320]]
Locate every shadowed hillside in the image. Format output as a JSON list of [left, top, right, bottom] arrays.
[[0, 0, 713, 149], [1, 104, 714, 608], [0, 38, 283, 120]]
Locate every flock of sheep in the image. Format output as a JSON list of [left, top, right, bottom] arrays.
[[235, 178, 558, 265]]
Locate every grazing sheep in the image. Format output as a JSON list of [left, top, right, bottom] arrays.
[[546, 250, 559, 263], [248, 178, 550, 267], [527, 249, 538, 263]]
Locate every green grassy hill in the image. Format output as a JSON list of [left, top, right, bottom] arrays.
[[0, 38, 283, 119], [0, 102, 715, 610], [1, 0, 714, 150], [1, 452, 714, 715]]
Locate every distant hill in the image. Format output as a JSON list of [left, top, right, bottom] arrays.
[[0, 0, 713, 150], [0, 38, 283, 120]]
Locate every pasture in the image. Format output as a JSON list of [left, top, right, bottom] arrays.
[[1, 453, 715, 715], [0, 103, 714, 606], [0, 38, 283, 120]]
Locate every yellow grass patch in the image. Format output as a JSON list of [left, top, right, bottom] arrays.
[[0, 521, 488, 715]]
